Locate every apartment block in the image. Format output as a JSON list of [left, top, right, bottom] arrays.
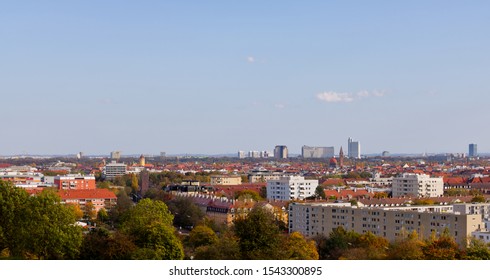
[[392, 173, 443, 197], [289, 202, 483, 244], [267, 176, 318, 201]]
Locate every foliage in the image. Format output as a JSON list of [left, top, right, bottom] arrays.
[[0, 182, 83, 259], [471, 195, 486, 203], [234, 190, 262, 201], [386, 231, 425, 260], [130, 174, 139, 193], [193, 231, 241, 260], [373, 192, 388, 199], [187, 225, 218, 249], [285, 232, 319, 260], [315, 186, 326, 199], [422, 229, 461, 260], [166, 197, 205, 229], [463, 238, 490, 260], [412, 198, 435, 205], [120, 199, 184, 260], [233, 206, 286, 259], [80, 228, 137, 260]]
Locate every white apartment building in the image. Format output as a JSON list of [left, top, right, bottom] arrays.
[[392, 173, 443, 198], [348, 137, 361, 159], [103, 161, 127, 180], [267, 176, 318, 201]]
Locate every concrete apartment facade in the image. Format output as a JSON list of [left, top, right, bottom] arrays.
[[301, 146, 335, 159], [392, 173, 444, 197], [267, 176, 318, 201], [289, 202, 484, 244], [103, 161, 127, 180]]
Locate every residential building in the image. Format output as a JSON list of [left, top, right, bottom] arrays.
[[391, 173, 443, 197], [274, 145, 288, 159], [210, 175, 242, 185], [302, 146, 335, 158], [54, 174, 96, 190], [266, 176, 318, 201], [103, 161, 127, 180], [469, 144, 478, 157], [289, 202, 483, 244], [249, 151, 260, 158], [248, 171, 285, 183], [59, 189, 117, 214], [348, 137, 361, 159]]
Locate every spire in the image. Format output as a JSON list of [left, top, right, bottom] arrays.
[[339, 146, 344, 168]]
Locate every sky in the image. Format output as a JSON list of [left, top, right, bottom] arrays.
[[1, 1, 489, 156]]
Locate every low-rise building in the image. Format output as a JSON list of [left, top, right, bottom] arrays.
[[210, 175, 242, 185], [54, 174, 96, 190]]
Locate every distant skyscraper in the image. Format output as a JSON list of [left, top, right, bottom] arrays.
[[274, 145, 288, 159], [301, 146, 334, 158], [348, 137, 361, 159], [469, 144, 478, 157], [238, 151, 246, 159]]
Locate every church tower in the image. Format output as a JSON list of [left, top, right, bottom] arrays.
[[339, 146, 344, 168]]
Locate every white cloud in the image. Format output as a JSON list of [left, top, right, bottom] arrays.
[[274, 103, 286, 109], [317, 90, 386, 103], [316, 92, 354, 103], [247, 56, 255, 63]]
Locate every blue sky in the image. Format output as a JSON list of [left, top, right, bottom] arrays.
[[1, 1, 489, 155]]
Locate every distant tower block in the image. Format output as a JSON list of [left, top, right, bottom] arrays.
[[139, 154, 146, 166], [111, 151, 121, 160]]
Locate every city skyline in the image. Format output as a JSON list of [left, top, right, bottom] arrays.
[[1, 1, 489, 155]]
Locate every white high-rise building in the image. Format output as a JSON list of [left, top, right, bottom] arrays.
[[103, 161, 127, 180], [392, 173, 443, 198], [266, 176, 318, 201], [348, 137, 361, 159], [302, 146, 334, 158], [238, 151, 246, 159]]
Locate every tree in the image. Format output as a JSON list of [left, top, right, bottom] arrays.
[[80, 228, 137, 260], [131, 174, 139, 193], [386, 231, 425, 260], [187, 225, 218, 249], [84, 201, 96, 220], [285, 232, 319, 260], [471, 195, 486, 203], [315, 186, 326, 199], [314, 227, 360, 260], [422, 228, 461, 260], [0, 182, 83, 259], [167, 197, 205, 229], [120, 199, 184, 259], [233, 206, 286, 259], [463, 238, 490, 260], [193, 231, 241, 260], [234, 190, 262, 201]]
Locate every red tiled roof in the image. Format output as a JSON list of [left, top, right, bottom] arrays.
[[58, 189, 117, 200]]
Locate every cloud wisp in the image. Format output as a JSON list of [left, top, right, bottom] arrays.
[[316, 90, 386, 103]]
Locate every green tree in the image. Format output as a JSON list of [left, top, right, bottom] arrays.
[[233, 206, 286, 259], [120, 199, 184, 259], [315, 186, 326, 199], [187, 225, 218, 249], [463, 238, 490, 260], [193, 231, 241, 260], [80, 228, 137, 260], [314, 227, 361, 260], [167, 197, 205, 229]]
